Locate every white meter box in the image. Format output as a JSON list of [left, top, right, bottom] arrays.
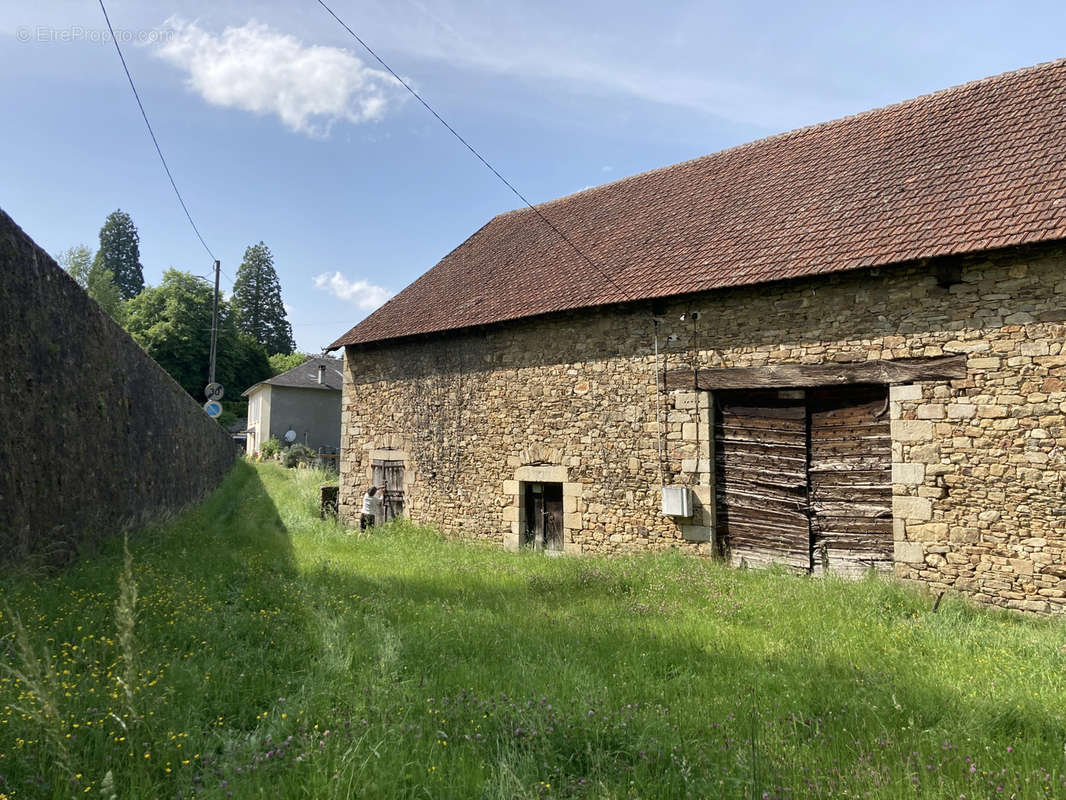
[[661, 486, 693, 518]]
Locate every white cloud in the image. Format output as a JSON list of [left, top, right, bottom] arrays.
[[313, 271, 393, 311], [155, 17, 404, 136]]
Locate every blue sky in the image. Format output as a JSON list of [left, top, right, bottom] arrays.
[[2, 1, 1065, 354]]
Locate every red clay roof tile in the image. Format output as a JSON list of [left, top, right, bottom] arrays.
[[331, 59, 1066, 348]]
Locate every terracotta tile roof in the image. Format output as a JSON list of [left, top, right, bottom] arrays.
[[330, 59, 1066, 349]]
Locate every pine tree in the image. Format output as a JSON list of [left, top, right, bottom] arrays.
[[94, 209, 145, 300], [232, 242, 296, 355]]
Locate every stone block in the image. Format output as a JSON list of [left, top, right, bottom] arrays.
[[894, 541, 924, 563], [909, 443, 940, 463], [1006, 599, 1048, 613], [564, 512, 583, 530], [891, 420, 934, 442], [890, 384, 922, 402], [892, 462, 925, 485], [893, 495, 933, 520], [674, 392, 698, 410], [893, 518, 906, 541], [916, 404, 946, 420], [1009, 558, 1034, 575], [947, 404, 976, 419], [515, 465, 567, 483], [563, 482, 584, 497], [682, 422, 699, 441], [907, 522, 948, 541], [502, 479, 519, 496]]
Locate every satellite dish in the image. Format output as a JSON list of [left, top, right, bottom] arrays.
[[284, 429, 296, 443]]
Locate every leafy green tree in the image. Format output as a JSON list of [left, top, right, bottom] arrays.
[[57, 244, 93, 287], [124, 269, 271, 400], [94, 209, 145, 299], [232, 242, 295, 355], [57, 244, 125, 323], [268, 352, 308, 375]]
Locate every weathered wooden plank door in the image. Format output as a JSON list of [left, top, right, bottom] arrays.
[[714, 390, 812, 570], [523, 482, 564, 552], [808, 385, 893, 574], [371, 460, 405, 522]]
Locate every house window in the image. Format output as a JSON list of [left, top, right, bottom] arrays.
[[371, 459, 405, 521]]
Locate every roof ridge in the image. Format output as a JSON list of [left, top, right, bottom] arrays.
[[329, 57, 1066, 349], [503, 57, 1066, 218]]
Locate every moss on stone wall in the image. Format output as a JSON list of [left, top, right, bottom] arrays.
[[0, 208, 235, 563]]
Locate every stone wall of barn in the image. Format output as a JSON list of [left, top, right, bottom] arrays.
[[340, 244, 1066, 613]]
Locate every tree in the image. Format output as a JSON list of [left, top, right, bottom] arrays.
[[124, 269, 271, 400], [57, 244, 93, 288], [57, 244, 125, 323], [94, 209, 145, 299], [232, 242, 295, 355], [268, 352, 308, 375]]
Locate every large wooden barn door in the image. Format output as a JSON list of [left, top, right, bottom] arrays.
[[808, 386, 893, 574], [714, 390, 812, 570], [714, 385, 892, 573]]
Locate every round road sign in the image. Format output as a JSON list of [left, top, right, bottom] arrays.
[[204, 382, 224, 401], [203, 400, 223, 418]]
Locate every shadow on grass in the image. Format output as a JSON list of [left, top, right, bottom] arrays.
[[5, 465, 1060, 799], [288, 545, 1064, 748]]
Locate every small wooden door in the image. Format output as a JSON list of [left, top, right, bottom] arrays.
[[808, 386, 893, 574], [371, 460, 405, 522], [523, 482, 564, 552], [714, 390, 812, 570]]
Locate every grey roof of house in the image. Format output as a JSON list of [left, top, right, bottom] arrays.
[[242, 356, 343, 395]]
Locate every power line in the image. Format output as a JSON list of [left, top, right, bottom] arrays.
[[314, 0, 633, 304], [97, 0, 216, 263]]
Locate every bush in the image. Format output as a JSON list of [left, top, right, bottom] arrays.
[[259, 437, 282, 460], [282, 443, 314, 468]]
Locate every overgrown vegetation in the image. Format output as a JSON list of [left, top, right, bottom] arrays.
[[1, 463, 1064, 798]]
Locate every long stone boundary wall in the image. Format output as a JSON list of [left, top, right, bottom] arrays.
[[0, 208, 235, 563]]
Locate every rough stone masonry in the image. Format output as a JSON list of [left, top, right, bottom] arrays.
[[339, 243, 1066, 614], [0, 209, 236, 563]]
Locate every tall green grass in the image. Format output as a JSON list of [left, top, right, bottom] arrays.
[[1, 461, 1064, 798]]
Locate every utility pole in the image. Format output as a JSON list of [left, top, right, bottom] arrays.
[[208, 259, 220, 385]]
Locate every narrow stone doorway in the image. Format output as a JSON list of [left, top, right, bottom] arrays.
[[522, 482, 564, 551]]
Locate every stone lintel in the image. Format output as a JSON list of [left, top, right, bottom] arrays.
[[515, 465, 567, 483]]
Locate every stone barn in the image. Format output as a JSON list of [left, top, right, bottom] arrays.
[[328, 60, 1066, 613]]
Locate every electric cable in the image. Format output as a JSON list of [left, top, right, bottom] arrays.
[[97, 0, 216, 262], [314, 0, 633, 303]]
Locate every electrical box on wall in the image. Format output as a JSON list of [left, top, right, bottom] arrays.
[[661, 486, 693, 518]]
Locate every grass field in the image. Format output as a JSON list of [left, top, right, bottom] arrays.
[[1, 461, 1064, 799]]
